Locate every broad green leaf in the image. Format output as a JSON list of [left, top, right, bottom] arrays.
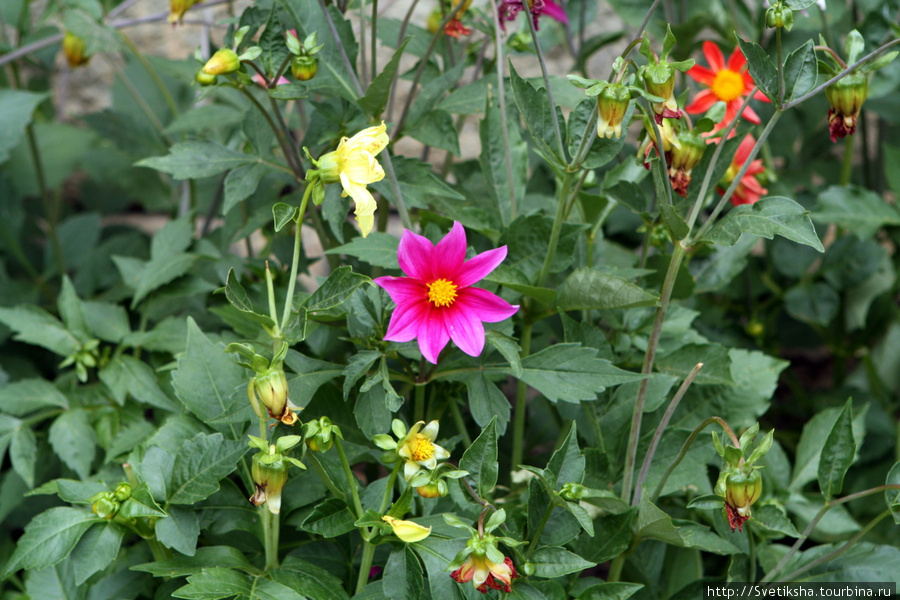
[[2, 507, 98, 576], [300, 498, 357, 537], [0, 305, 80, 357], [168, 433, 247, 504], [0, 90, 47, 163], [885, 462, 900, 524], [813, 185, 900, 238], [174, 567, 305, 600], [515, 344, 644, 403], [0, 379, 69, 416], [304, 266, 372, 313], [783, 40, 817, 101], [133, 546, 255, 578], [118, 485, 167, 519], [326, 232, 400, 270], [635, 495, 682, 544], [577, 582, 644, 600], [784, 0, 817, 8], [55, 479, 109, 504], [70, 522, 123, 585], [82, 301, 131, 343], [268, 83, 309, 100], [359, 38, 411, 118], [508, 62, 566, 168], [460, 417, 498, 496], [163, 105, 245, 136], [545, 422, 584, 489], [784, 282, 839, 327], [751, 504, 800, 538], [657, 343, 734, 385], [557, 269, 659, 311], [530, 546, 595, 578], [817, 398, 855, 499], [283, 351, 343, 406], [791, 404, 867, 490], [223, 269, 276, 331], [461, 371, 511, 435], [136, 141, 255, 179], [98, 355, 179, 411], [11, 425, 37, 488], [270, 557, 351, 600], [572, 510, 635, 563], [736, 38, 778, 101], [139, 446, 175, 502], [156, 506, 200, 556], [786, 542, 900, 585], [480, 92, 528, 227], [370, 155, 464, 212], [171, 318, 245, 422], [272, 203, 297, 232], [224, 163, 272, 215], [57, 277, 90, 340], [383, 545, 423, 600], [702, 196, 823, 252], [48, 409, 96, 480], [355, 383, 392, 439]]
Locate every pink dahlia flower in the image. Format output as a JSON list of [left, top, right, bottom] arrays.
[[374, 222, 519, 364]]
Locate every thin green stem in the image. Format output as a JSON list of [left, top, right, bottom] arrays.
[[650, 416, 733, 502], [378, 151, 412, 231], [147, 538, 172, 562], [386, 0, 421, 122], [335, 437, 365, 519], [760, 484, 900, 583], [536, 171, 575, 287], [511, 321, 534, 471], [523, 2, 564, 158], [237, 87, 301, 184], [268, 95, 304, 176], [379, 463, 402, 513], [271, 53, 294, 86], [776, 28, 785, 105], [621, 243, 686, 502], [607, 554, 625, 582], [370, 0, 378, 81], [280, 184, 313, 332], [486, 0, 517, 223], [119, 32, 179, 119], [265, 263, 279, 329], [524, 503, 553, 561], [572, 104, 598, 168], [414, 383, 425, 423], [633, 362, 703, 505], [840, 134, 854, 186], [265, 510, 280, 569], [26, 125, 64, 276], [359, 0, 368, 85], [449, 398, 473, 448], [355, 540, 376, 594]]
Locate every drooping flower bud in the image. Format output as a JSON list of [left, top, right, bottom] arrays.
[[382, 515, 432, 542], [203, 48, 241, 76], [168, 0, 196, 24], [426, 9, 442, 34], [825, 72, 868, 143], [668, 130, 707, 196], [303, 417, 336, 453], [416, 480, 448, 498], [765, 3, 794, 30], [642, 64, 681, 124], [250, 365, 296, 425], [62, 32, 90, 68], [250, 447, 291, 515], [596, 84, 631, 139], [291, 55, 318, 81], [724, 469, 762, 532]]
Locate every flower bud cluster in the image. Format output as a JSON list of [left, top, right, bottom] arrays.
[[712, 423, 774, 532]]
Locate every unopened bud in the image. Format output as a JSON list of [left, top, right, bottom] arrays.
[[90, 492, 119, 520], [596, 84, 631, 139], [63, 32, 89, 68], [416, 481, 445, 499], [825, 72, 868, 142], [291, 56, 318, 81], [196, 69, 217, 86], [168, 0, 195, 24], [252, 366, 296, 425], [114, 483, 132, 502], [724, 469, 762, 532], [250, 450, 290, 514], [765, 4, 794, 30], [203, 48, 240, 76], [669, 131, 707, 196], [559, 482, 588, 501]]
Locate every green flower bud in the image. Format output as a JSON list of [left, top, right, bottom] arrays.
[[63, 32, 90, 68], [765, 4, 793, 31], [291, 55, 318, 81], [559, 482, 589, 501], [304, 417, 335, 453], [724, 469, 762, 532], [90, 492, 120, 520], [203, 48, 241, 76], [114, 483, 132, 502], [826, 72, 868, 142], [416, 482, 444, 499], [252, 365, 296, 425], [196, 69, 218, 86], [250, 449, 290, 515], [596, 84, 631, 139], [522, 562, 536, 577], [668, 130, 707, 197]]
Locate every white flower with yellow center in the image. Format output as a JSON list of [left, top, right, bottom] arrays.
[[396, 420, 450, 481], [315, 122, 389, 238]]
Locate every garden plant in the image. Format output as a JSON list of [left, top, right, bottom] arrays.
[[2, 0, 900, 597]]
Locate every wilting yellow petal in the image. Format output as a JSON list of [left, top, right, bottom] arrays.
[[339, 174, 377, 237], [344, 121, 389, 156], [341, 149, 385, 185], [382, 515, 432, 543]]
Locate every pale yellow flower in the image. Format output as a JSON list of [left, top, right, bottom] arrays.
[[382, 515, 432, 543], [317, 122, 389, 237], [397, 420, 450, 481]]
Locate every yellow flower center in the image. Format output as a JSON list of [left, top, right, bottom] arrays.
[[711, 69, 745, 103], [427, 278, 458, 308], [410, 435, 435, 462]]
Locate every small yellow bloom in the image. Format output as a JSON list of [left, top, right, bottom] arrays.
[[203, 48, 240, 76], [168, 0, 196, 24], [382, 515, 432, 543], [397, 420, 451, 481], [316, 122, 389, 237], [62, 32, 89, 68]]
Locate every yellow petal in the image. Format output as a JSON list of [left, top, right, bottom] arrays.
[[341, 149, 385, 185], [339, 175, 377, 238], [345, 121, 389, 156], [382, 515, 432, 543]]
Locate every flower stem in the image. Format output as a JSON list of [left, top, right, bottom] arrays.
[[524, 503, 553, 561], [263, 508, 280, 569], [335, 436, 365, 519], [237, 86, 302, 184], [280, 184, 313, 332], [650, 416, 732, 502], [414, 383, 425, 423], [486, 0, 517, 223], [840, 134, 854, 186], [536, 171, 575, 288], [355, 540, 376, 594], [449, 397, 473, 448], [523, 2, 565, 159], [776, 27, 785, 106], [370, 0, 378, 81], [379, 463, 402, 512], [511, 320, 534, 471]]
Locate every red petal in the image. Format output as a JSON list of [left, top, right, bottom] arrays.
[[739, 103, 762, 124], [727, 47, 746, 72], [702, 40, 725, 72], [687, 64, 717, 86], [684, 90, 718, 114]]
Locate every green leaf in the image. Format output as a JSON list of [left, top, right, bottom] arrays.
[[885, 462, 900, 524], [272, 203, 297, 233], [657, 343, 734, 385], [268, 83, 309, 100], [174, 567, 305, 600], [82, 301, 131, 343], [224, 163, 272, 215], [635, 494, 682, 544], [702, 196, 824, 252], [48, 409, 96, 480], [0, 90, 47, 163], [557, 269, 659, 311], [480, 91, 528, 227], [55, 479, 109, 504], [163, 105, 246, 136], [2, 507, 97, 576], [133, 546, 255, 578], [383, 545, 423, 600], [136, 141, 256, 179], [157, 506, 200, 556], [223, 269, 276, 331], [11, 425, 37, 488], [358, 38, 411, 117], [0, 305, 80, 357], [460, 417, 499, 496], [813, 185, 900, 238], [171, 318, 245, 422], [304, 266, 372, 313], [783, 40, 817, 101], [530, 546, 596, 578], [98, 355, 179, 411], [270, 557, 351, 600], [70, 522, 123, 585], [461, 371, 511, 436], [300, 498, 357, 537], [545, 422, 584, 488], [0, 379, 69, 416], [784, 283, 839, 327], [791, 404, 867, 490], [168, 433, 247, 505], [572, 510, 635, 563], [283, 351, 343, 406], [515, 344, 645, 403], [508, 62, 566, 168], [784, 542, 900, 585], [736, 38, 778, 101], [576, 582, 644, 600], [751, 504, 800, 538], [326, 232, 400, 270], [818, 399, 855, 499], [118, 485, 167, 519], [355, 381, 392, 439]]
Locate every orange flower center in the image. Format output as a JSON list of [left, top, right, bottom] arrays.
[[410, 435, 435, 461], [427, 278, 458, 308], [711, 69, 745, 103]]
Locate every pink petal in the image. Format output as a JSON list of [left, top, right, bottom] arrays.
[[374, 276, 426, 304], [454, 246, 508, 288], [444, 305, 485, 357], [432, 222, 467, 279], [702, 41, 725, 72], [397, 229, 434, 281], [417, 307, 450, 364], [543, 0, 568, 24], [384, 301, 426, 342], [457, 287, 519, 322]]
